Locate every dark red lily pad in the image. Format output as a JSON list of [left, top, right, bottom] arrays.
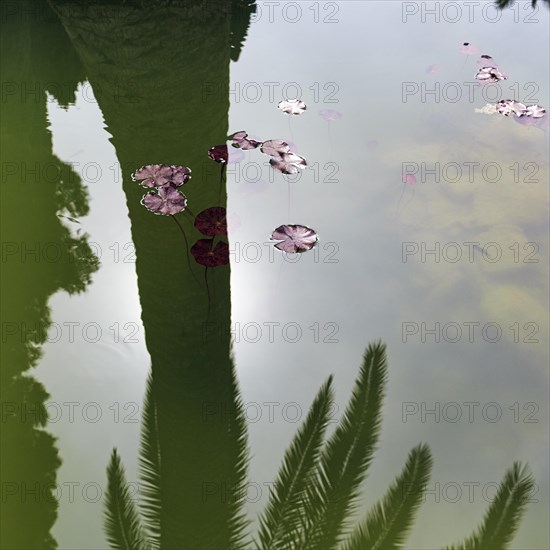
[[195, 207, 227, 236], [191, 239, 230, 267], [208, 145, 228, 164]]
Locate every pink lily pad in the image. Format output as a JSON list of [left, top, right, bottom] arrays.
[[523, 104, 546, 118], [270, 153, 307, 175], [141, 187, 187, 216], [132, 164, 191, 188], [278, 99, 307, 115], [169, 165, 192, 186], [271, 224, 318, 253], [476, 66, 507, 83], [497, 99, 527, 117], [260, 139, 291, 158], [230, 131, 261, 150]]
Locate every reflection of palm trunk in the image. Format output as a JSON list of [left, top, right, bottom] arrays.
[[50, 1, 250, 547]]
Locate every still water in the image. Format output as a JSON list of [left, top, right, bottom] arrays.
[[1, 1, 549, 549]]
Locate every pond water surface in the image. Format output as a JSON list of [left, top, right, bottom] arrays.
[[2, 1, 549, 549]]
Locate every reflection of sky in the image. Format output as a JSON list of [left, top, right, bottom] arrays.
[[35, 2, 548, 548]]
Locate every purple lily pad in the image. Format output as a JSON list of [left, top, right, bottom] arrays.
[[278, 99, 307, 115], [132, 164, 173, 187], [476, 66, 507, 83], [195, 207, 227, 236], [132, 164, 191, 188], [497, 99, 527, 117], [230, 131, 261, 150], [169, 165, 192, 186], [191, 239, 230, 267], [141, 187, 187, 216], [523, 104, 546, 118], [271, 224, 318, 253], [260, 139, 291, 158], [270, 153, 307, 175], [208, 145, 228, 164]]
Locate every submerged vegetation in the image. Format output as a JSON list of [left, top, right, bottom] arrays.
[[104, 342, 534, 549]]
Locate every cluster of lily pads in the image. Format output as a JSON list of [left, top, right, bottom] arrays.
[[134, 98, 321, 268], [133, 164, 190, 216], [204, 99, 318, 254], [475, 54, 507, 83], [132, 164, 230, 267], [459, 43, 507, 83], [133, 160, 318, 260], [209, 130, 318, 250], [191, 207, 230, 267], [497, 100, 545, 118], [208, 132, 307, 175], [465, 48, 547, 126]]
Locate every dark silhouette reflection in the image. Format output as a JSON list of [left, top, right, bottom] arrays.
[[0, 1, 99, 548], [47, 0, 256, 548]]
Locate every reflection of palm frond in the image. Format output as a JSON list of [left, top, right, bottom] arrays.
[[256, 376, 334, 549], [495, 0, 548, 8], [444, 462, 535, 550], [301, 341, 387, 549], [227, 357, 251, 549], [103, 342, 535, 550], [342, 443, 432, 550], [138, 376, 161, 547], [104, 449, 151, 550]]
